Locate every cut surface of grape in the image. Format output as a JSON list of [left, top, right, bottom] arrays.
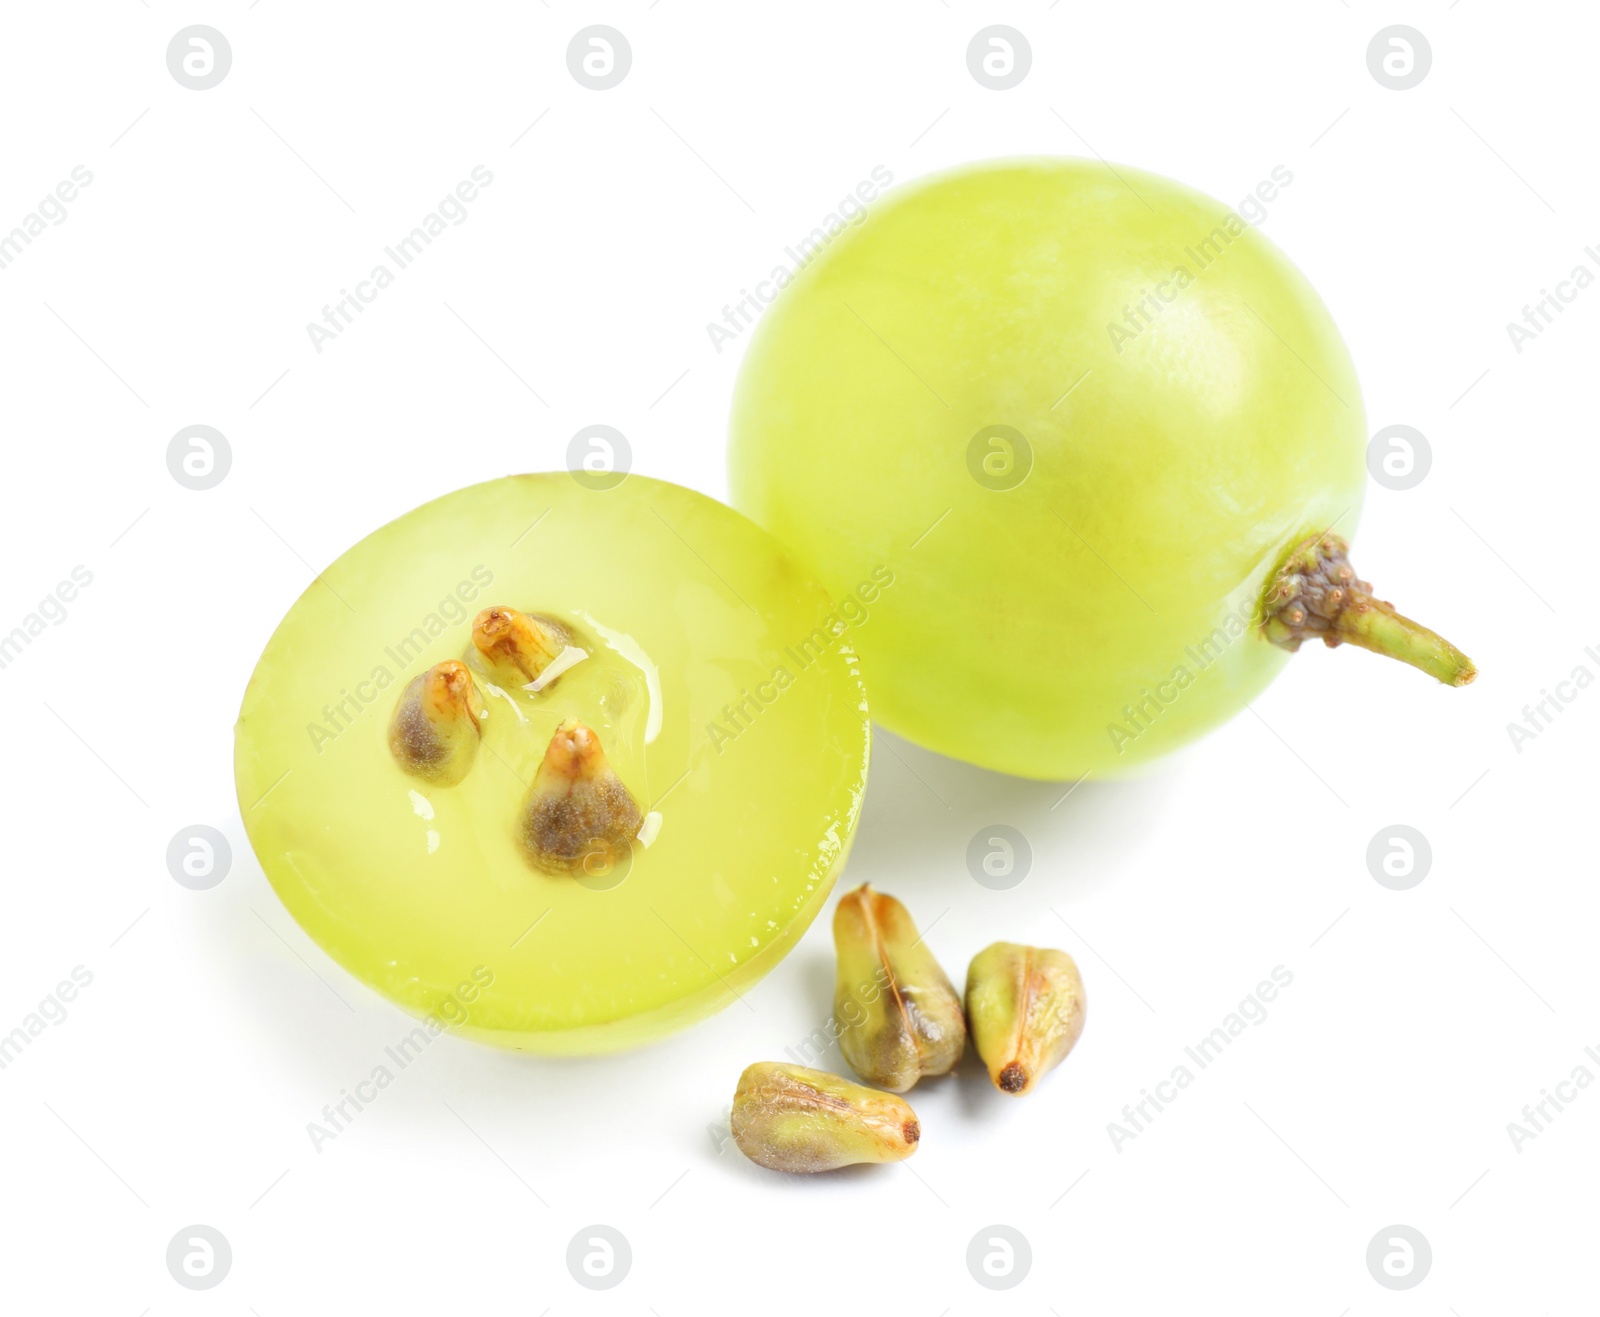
[[235, 474, 870, 1053]]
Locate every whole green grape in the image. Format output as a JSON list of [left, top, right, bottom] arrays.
[[729, 159, 1472, 780]]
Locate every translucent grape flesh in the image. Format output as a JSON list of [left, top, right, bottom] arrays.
[[234, 475, 870, 1053]]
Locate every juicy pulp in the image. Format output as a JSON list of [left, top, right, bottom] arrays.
[[234, 474, 870, 1053]]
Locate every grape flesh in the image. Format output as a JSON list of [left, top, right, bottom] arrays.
[[235, 474, 870, 1053], [730, 158, 1368, 779]]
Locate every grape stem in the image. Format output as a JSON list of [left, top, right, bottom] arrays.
[[1260, 533, 1476, 687]]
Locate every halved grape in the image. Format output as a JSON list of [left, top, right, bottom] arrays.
[[730, 158, 1472, 780], [234, 474, 870, 1053]]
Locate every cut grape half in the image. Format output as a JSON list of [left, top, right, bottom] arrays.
[[235, 474, 870, 1054]]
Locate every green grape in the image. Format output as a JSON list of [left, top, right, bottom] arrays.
[[729, 158, 1472, 780], [234, 474, 870, 1053]]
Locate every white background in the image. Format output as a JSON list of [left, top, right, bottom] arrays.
[[1, 2, 1594, 1312]]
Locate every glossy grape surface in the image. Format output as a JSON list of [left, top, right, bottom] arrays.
[[730, 158, 1367, 779], [235, 474, 870, 1053]]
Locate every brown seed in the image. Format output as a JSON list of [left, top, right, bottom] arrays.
[[833, 884, 966, 1092], [729, 1062, 920, 1173], [387, 660, 486, 786], [965, 942, 1086, 1096], [470, 605, 580, 688], [518, 720, 642, 875]]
